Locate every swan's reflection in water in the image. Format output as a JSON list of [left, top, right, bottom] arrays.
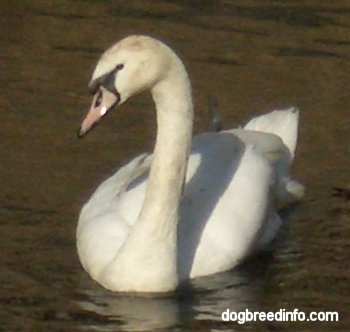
[[77, 289, 178, 331], [76, 255, 269, 331]]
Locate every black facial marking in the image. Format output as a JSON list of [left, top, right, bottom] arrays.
[[115, 63, 124, 71], [88, 63, 124, 95], [94, 89, 102, 108]]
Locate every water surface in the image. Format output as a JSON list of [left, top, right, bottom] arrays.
[[1, 1, 349, 331]]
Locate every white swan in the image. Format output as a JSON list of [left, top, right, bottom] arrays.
[[77, 35, 304, 293]]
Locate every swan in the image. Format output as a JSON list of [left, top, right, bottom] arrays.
[[76, 35, 304, 293]]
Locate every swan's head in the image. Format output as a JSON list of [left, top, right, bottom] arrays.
[[78, 35, 172, 137]]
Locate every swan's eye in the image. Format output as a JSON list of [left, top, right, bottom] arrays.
[[94, 90, 102, 108], [115, 64, 124, 71], [88, 64, 124, 96]]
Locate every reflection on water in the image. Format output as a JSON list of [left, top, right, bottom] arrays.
[[1, 1, 349, 331], [75, 255, 267, 331]]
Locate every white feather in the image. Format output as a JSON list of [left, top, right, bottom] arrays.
[[77, 35, 304, 293]]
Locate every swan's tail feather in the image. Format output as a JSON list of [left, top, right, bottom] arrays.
[[244, 107, 299, 160], [244, 107, 304, 205], [276, 177, 305, 206]]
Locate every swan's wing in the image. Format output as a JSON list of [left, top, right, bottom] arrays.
[[179, 132, 275, 277], [115, 125, 300, 229], [78, 153, 152, 224], [228, 128, 287, 165], [180, 127, 302, 278], [231, 108, 304, 205], [77, 153, 154, 280], [243, 107, 299, 159]]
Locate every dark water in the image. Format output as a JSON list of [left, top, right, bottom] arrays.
[[1, 1, 349, 331]]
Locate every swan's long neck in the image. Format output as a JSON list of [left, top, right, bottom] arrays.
[[142, 59, 193, 227], [103, 53, 193, 292]]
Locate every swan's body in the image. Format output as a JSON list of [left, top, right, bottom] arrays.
[[77, 35, 304, 293]]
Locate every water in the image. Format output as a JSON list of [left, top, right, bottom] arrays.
[[1, 1, 349, 331]]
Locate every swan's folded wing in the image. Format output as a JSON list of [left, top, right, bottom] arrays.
[[228, 128, 305, 202], [243, 108, 299, 159], [228, 128, 288, 165], [79, 153, 151, 222]]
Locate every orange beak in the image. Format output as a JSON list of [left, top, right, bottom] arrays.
[[78, 86, 120, 138]]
